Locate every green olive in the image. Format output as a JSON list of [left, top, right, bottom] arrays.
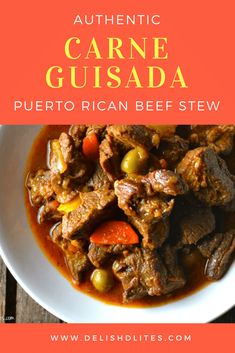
[[121, 146, 149, 174], [90, 269, 114, 293]]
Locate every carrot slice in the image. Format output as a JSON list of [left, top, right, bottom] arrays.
[[90, 221, 139, 245], [82, 133, 100, 160]]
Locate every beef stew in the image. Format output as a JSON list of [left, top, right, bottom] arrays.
[[25, 125, 235, 306]]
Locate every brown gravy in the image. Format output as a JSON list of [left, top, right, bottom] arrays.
[[25, 125, 217, 307]]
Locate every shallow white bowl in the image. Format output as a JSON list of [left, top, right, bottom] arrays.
[[0, 125, 234, 323]]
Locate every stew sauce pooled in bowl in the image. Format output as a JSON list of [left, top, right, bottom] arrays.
[[25, 125, 235, 306]]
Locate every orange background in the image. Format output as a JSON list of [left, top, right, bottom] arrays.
[[0, 0, 234, 123], [0, 323, 234, 353]]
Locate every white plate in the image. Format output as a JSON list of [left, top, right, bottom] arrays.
[[0, 125, 234, 323]]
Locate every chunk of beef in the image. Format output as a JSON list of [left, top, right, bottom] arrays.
[[50, 223, 90, 284], [143, 170, 188, 196], [197, 232, 225, 258], [189, 125, 235, 155], [50, 152, 94, 203], [177, 147, 235, 206], [132, 218, 170, 250], [65, 248, 91, 284], [87, 164, 111, 191], [66, 153, 94, 182], [49, 131, 94, 198], [62, 189, 117, 238], [114, 177, 144, 218], [50, 173, 80, 204], [180, 207, 215, 245], [204, 229, 235, 280], [114, 170, 187, 249], [88, 243, 132, 267], [58, 132, 74, 164], [113, 247, 185, 303], [48, 133, 74, 174], [160, 244, 186, 293], [99, 135, 124, 182], [115, 170, 187, 218], [113, 248, 166, 302], [114, 179, 171, 248], [27, 169, 54, 206], [68, 125, 87, 148], [156, 135, 189, 169], [37, 200, 62, 224], [115, 176, 174, 219], [106, 125, 160, 150]]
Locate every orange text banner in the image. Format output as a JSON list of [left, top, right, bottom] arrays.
[[0, 323, 234, 353], [0, 0, 234, 124]]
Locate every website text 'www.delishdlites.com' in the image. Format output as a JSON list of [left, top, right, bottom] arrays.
[[50, 333, 191, 343]]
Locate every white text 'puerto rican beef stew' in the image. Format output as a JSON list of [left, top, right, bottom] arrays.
[[25, 125, 235, 306]]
